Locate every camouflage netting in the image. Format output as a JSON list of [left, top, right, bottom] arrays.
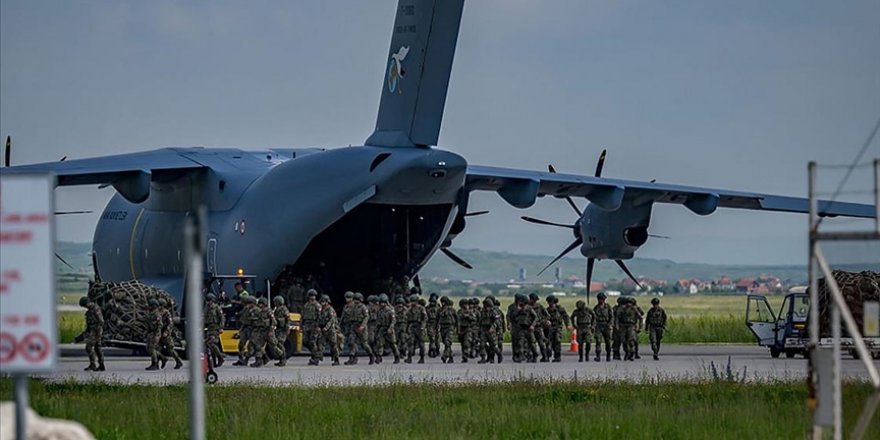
[[86, 280, 184, 346], [815, 270, 880, 338]]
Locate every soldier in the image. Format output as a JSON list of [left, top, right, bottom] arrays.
[[632, 298, 645, 360], [394, 295, 410, 358], [593, 292, 614, 362], [618, 297, 641, 361], [514, 295, 539, 363], [426, 293, 440, 358], [478, 297, 503, 363], [493, 297, 505, 358], [232, 296, 256, 366], [438, 296, 458, 363], [343, 292, 374, 365], [570, 300, 595, 362], [468, 298, 481, 359], [145, 298, 167, 370], [81, 296, 105, 371], [545, 295, 571, 362], [507, 294, 522, 362], [159, 298, 183, 369], [248, 297, 273, 367], [301, 289, 321, 361], [315, 294, 341, 366], [374, 294, 400, 364], [340, 291, 355, 342], [272, 296, 290, 366], [204, 293, 226, 367], [367, 295, 380, 355], [611, 296, 625, 360], [405, 294, 428, 363], [457, 298, 473, 362], [529, 293, 551, 362], [645, 297, 667, 360]]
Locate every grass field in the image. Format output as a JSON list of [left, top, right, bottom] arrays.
[[58, 311, 84, 344], [1, 379, 876, 439]]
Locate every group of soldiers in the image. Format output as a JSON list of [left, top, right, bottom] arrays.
[[80, 282, 669, 371]]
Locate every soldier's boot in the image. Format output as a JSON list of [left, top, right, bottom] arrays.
[[174, 358, 183, 369], [84, 363, 97, 371], [595, 351, 601, 362], [145, 362, 159, 371], [331, 356, 340, 366], [478, 355, 487, 364], [393, 354, 400, 364], [418, 355, 425, 364], [552, 352, 561, 362], [250, 358, 264, 368], [368, 354, 375, 365], [352, 355, 359, 365], [653, 354, 659, 361], [232, 357, 246, 366], [160, 356, 168, 369], [634, 348, 641, 360], [275, 357, 287, 367], [461, 355, 468, 363], [308, 358, 319, 366], [405, 354, 412, 363], [578, 346, 584, 362], [216, 355, 225, 367], [613, 351, 621, 361], [343, 355, 354, 365], [606, 351, 611, 362], [497, 351, 503, 363]]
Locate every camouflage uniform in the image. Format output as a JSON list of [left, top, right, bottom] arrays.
[[457, 300, 476, 362], [301, 294, 321, 360], [425, 295, 440, 357], [438, 297, 458, 363], [494, 299, 505, 355], [514, 300, 539, 363], [593, 297, 614, 361], [316, 297, 341, 365], [477, 298, 503, 363], [234, 299, 256, 365], [272, 298, 290, 366], [204, 296, 225, 367], [645, 300, 667, 360], [507, 299, 522, 361], [374, 295, 400, 364], [159, 303, 183, 369], [618, 300, 641, 361], [83, 298, 105, 371], [248, 299, 273, 367], [467, 298, 481, 358], [343, 294, 374, 365], [529, 294, 551, 362], [367, 296, 380, 354], [405, 295, 428, 363], [611, 298, 624, 360], [145, 302, 167, 370], [394, 298, 410, 356], [570, 300, 595, 362], [545, 297, 570, 362]]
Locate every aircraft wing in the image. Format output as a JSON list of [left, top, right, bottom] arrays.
[[465, 165, 876, 218], [0, 148, 205, 186]]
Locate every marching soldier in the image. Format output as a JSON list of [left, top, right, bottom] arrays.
[[632, 298, 645, 360], [528, 293, 551, 362], [233, 296, 256, 366], [545, 295, 570, 362], [204, 293, 226, 367], [493, 297, 505, 358], [645, 297, 667, 360], [367, 295, 380, 354], [514, 295, 539, 363], [248, 297, 273, 367], [478, 297, 503, 364], [457, 298, 474, 362], [394, 296, 410, 358], [438, 296, 458, 363], [468, 298, 481, 359], [272, 296, 290, 366], [302, 289, 321, 362], [343, 292, 374, 365], [145, 298, 167, 370], [315, 294, 341, 366], [426, 293, 440, 358], [618, 297, 641, 361], [81, 296, 105, 371], [507, 295, 522, 362], [593, 292, 613, 362], [570, 300, 595, 362], [611, 296, 625, 360], [374, 294, 400, 364], [159, 298, 183, 369], [406, 294, 428, 363]]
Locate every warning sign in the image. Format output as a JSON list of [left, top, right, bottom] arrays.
[[0, 173, 58, 373]]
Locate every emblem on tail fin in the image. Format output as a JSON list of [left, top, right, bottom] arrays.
[[387, 45, 410, 94]]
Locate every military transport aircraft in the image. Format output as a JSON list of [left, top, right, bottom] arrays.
[[1, 0, 875, 307]]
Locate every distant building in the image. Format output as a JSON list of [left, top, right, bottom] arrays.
[[518, 268, 526, 282]]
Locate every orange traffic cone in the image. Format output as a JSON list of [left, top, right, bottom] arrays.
[[569, 328, 578, 352]]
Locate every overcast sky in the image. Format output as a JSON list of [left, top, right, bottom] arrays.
[[1, 0, 878, 266]]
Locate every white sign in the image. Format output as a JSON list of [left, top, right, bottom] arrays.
[[0, 173, 58, 373]]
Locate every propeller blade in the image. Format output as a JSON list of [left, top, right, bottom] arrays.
[[464, 211, 489, 217], [4, 136, 10, 167], [521, 216, 574, 229], [55, 210, 93, 215], [585, 257, 595, 305], [614, 259, 642, 289], [648, 234, 671, 240], [441, 248, 473, 270], [547, 165, 583, 216], [537, 237, 583, 276], [594, 149, 607, 177], [55, 253, 75, 270], [60, 156, 67, 162]]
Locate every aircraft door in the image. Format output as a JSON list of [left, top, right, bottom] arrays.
[[746, 294, 777, 346]]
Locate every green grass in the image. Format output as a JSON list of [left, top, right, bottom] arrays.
[[58, 311, 84, 344], [1, 379, 876, 439]]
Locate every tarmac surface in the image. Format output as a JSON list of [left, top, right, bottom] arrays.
[[46, 344, 879, 386]]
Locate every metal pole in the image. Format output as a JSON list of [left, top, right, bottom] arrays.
[[832, 300, 842, 440], [808, 161, 822, 439], [874, 158, 879, 234], [14, 374, 28, 440], [852, 389, 880, 440], [185, 209, 206, 440]]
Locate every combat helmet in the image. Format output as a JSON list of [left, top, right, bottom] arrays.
[[409, 294, 419, 302], [367, 295, 378, 304], [528, 292, 539, 302], [206, 293, 216, 302], [79, 296, 90, 307], [596, 292, 607, 300], [319, 294, 331, 304], [419, 298, 426, 306], [307, 289, 318, 299], [470, 297, 480, 306], [395, 296, 405, 305], [482, 297, 494, 306], [354, 292, 364, 302], [617, 296, 625, 305], [440, 296, 451, 305], [458, 298, 467, 307], [243, 295, 256, 304], [344, 291, 354, 300], [257, 297, 268, 306], [576, 300, 585, 309], [514, 293, 527, 304], [378, 293, 389, 303], [546, 295, 558, 304], [429, 292, 438, 302], [651, 298, 660, 305], [273, 296, 284, 305]]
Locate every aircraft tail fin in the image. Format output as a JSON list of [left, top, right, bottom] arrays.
[[365, 0, 465, 148]]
